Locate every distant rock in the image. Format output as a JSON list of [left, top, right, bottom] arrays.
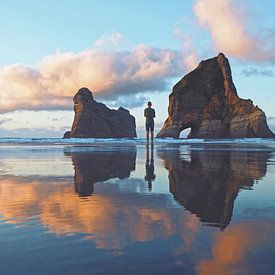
[[63, 87, 136, 138], [157, 53, 274, 138]]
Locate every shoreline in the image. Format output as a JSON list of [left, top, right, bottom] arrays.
[[1, 136, 275, 145], [1, 137, 275, 153]]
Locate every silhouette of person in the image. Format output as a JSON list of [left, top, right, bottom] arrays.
[[144, 101, 155, 142], [144, 143, 156, 191]]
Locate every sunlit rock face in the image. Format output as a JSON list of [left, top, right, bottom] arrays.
[[64, 87, 137, 138], [158, 146, 271, 229], [157, 53, 274, 138], [66, 148, 137, 196]]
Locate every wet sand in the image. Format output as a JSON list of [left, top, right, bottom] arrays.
[[0, 142, 275, 274]]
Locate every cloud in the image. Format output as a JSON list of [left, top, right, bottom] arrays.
[[0, 44, 192, 113], [94, 32, 124, 47], [0, 117, 12, 126], [172, 27, 200, 71], [0, 126, 67, 138], [0, 64, 71, 113], [241, 68, 274, 77], [108, 94, 149, 109], [193, 0, 275, 62]]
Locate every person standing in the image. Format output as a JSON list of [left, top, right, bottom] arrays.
[[144, 101, 155, 142]]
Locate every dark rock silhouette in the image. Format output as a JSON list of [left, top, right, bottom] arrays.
[[157, 53, 274, 138], [64, 87, 136, 138], [158, 145, 271, 229], [65, 147, 136, 196]]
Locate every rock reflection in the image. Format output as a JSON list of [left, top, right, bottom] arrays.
[[65, 147, 137, 196], [0, 146, 200, 252], [0, 144, 274, 274], [158, 145, 271, 229]]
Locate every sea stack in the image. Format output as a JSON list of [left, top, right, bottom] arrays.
[[64, 87, 137, 138], [157, 53, 274, 138]]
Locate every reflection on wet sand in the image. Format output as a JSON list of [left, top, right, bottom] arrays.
[[158, 146, 271, 229], [0, 178, 198, 251], [0, 146, 202, 252], [0, 145, 275, 273], [144, 144, 155, 191], [197, 220, 275, 275], [66, 147, 137, 196]]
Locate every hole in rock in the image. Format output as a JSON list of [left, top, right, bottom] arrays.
[[179, 128, 191, 139]]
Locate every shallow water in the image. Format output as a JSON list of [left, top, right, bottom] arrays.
[[0, 141, 275, 274]]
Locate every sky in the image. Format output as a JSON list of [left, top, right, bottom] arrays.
[[0, 0, 275, 137]]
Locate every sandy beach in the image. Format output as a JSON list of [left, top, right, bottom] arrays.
[[1, 1, 275, 274], [0, 139, 275, 274]]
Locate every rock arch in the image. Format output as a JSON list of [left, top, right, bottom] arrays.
[[157, 53, 274, 139]]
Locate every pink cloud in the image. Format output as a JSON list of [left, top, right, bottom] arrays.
[[94, 32, 124, 47], [194, 0, 275, 62], [0, 44, 197, 113]]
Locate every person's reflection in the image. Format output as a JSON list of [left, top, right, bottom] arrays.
[[144, 144, 156, 191]]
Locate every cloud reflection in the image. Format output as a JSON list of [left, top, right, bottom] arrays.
[[0, 144, 274, 271]]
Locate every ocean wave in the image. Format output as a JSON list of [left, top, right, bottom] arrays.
[[0, 137, 275, 146]]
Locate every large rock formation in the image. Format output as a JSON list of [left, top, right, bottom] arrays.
[[64, 87, 136, 138], [157, 53, 274, 138]]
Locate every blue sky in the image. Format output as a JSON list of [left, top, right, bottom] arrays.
[[0, 0, 191, 66], [0, 0, 275, 137]]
